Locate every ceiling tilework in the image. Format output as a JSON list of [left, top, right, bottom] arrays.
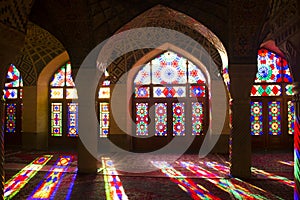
[[0, 0, 33, 32], [15, 22, 65, 86]]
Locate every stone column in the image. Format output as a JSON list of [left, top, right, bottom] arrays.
[[0, 23, 26, 200], [229, 64, 256, 178], [294, 82, 300, 198]]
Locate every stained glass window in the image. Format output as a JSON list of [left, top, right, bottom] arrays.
[[251, 85, 281, 96], [250, 102, 263, 135], [285, 84, 294, 96], [51, 103, 62, 136], [49, 62, 78, 137], [255, 49, 292, 83], [287, 101, 295, 135], [135, 87, 150, 98], [133, 51, 206, 86], [5, 103, 17, 133], [3, 64, 23, 137], [153, 86, 186, 98], [133, 51, 208, 137], [136, 103, 149, 136], [67, 103, 78, 137], [98, 76, 110, 137], [268, 101, 281, 135], [155, 103, 167, 136], [190, 86, 206, 97], [172, 103, 185, 136], [99, 102, 109, 137], [251, 49, 294, 141], [192, 102, 204, 135]]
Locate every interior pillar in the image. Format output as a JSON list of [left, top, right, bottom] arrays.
[[229, 64, 256, 178], [22, 86, 48, 150], [0, 23, 26, 199], [77, 139, 98, 173], [294, 82, 300, 199]]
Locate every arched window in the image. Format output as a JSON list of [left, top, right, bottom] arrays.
[[3, 64, 23, 145], [49, 62, 78, 139], [133, 51, 208, 139], [250, 49, 294, 148]]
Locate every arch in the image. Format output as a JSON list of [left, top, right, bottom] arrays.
[[36, 51, 69, 147], [250, 48, 294, 149], [116, 4, 229, 88], [125, 44, 227, 152], [3, 64, 23, 145]]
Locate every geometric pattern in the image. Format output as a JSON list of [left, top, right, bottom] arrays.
[[152, 51, 187, 84], [190, 86, 206, 97], [155, 103, 167, 136], [5, 64, 23, 87], [188, 62, 206, 84], [250, 101, 263, 135], [67, 103, 78, 137], [285, 84, 294, 96], [135, 86, 150, 98], [172, 102, 185, 136], [99, 102, 110, 137], [255, 49, 293, 83], [192, 102, 204, 135], [15, 22, 65, 86], [287, 101, 295, 135], [133, 51, 207, 85], [98, 88, 110, 99], [5, 103, 17, 133], [153, 86, 186, 98], [28, 156, 73, 199], [251, 85, 281, 96], [101, 157, 128, 199], [268, 101, 281, 135], [4, 155, 53, 200], [136, 103, 148, 136], [134, 63, 150, 85], [51, 103, 62, 137]]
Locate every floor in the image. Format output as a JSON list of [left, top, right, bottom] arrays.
[[3, 148, 294, 199]]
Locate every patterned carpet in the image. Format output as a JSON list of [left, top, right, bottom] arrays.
[[4, 148, 294, 199]]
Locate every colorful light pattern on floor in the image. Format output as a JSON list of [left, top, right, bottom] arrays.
[[179, 161, 273, 200], [101, 157, 128, 200], [65, 172, 77, 200], [251, 167, 294, 187], [152, 161, 220, 200], [295, 115, 300, 199], [28, 155, 73, 199], [278, 160, 294, 167], [4, 155, 53, 200]]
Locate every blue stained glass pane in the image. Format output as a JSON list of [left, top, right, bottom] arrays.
[[67, 102, 78, 137]]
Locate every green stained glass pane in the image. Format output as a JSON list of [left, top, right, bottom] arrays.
[[285, 84, 294, 96]]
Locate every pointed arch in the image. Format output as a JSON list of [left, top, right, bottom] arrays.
[[116, 4, 229, 88]]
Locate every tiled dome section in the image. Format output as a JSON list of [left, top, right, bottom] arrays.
[[15, 22, 65, 86]]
